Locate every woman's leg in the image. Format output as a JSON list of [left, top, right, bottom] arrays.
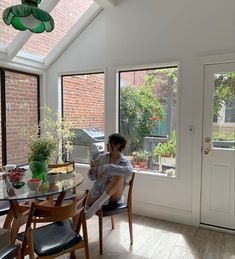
[[106, 175, 124, 202], [86, 176, 124, 219]]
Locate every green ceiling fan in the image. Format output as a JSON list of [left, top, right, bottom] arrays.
[[2, 0, 54, 33]]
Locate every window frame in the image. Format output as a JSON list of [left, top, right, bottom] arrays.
[[117, 63, 180, 178], [0, 67, 40, 165]]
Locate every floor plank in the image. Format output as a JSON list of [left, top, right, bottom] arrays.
[[0, 213, 234, 258]]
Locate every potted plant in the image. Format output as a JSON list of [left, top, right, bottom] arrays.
[[152, 130, 176, 166], [132, 150, 151, 168], [22, 106, 75, 180]]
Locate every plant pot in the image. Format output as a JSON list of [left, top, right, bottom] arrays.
[[29, 161, 47, 182]]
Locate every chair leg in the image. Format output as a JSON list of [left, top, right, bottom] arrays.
[[111, 215, 115, 230], [128, 207, 133, 245], [98, 210, 103, 255]]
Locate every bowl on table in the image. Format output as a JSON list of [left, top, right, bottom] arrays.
[[7, 168, 25, 183], [27, 178, 42, 191]]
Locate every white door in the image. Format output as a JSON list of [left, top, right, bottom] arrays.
[[201, 62, 235, 230]]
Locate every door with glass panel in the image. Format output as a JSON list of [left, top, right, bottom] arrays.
[[201, 62, 235, 230]]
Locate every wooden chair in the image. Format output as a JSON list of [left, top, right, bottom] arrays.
[[21, 190, 89, 259], [0, 244, 21, 259], [97, 172, 135, 255]]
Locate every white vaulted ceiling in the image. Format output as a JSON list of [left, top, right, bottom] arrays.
[[0, 0, 116, 71]]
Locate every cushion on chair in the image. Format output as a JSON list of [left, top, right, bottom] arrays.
[[0, 245, 17, 259], [101, 201, 128, 217], [32, 219, 82, 256], [0, 201, 9, 216]]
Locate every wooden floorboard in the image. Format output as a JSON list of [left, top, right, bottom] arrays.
[[1, 213, 234, 258]]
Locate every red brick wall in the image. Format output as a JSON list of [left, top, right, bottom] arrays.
[[4, 71, 38, 165], [63, 73, 104, 130]]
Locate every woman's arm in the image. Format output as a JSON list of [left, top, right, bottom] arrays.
[[103, 159, 133, 177]]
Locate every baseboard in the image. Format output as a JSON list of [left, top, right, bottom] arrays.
[[133, 200, 193, 225]]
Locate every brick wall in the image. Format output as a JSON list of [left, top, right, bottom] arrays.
[[63, 73, 104, 130], [4, 71, 38, 165]]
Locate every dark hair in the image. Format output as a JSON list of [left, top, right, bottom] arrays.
[[109, 133, 127, 152]]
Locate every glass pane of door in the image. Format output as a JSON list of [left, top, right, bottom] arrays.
[[5, 71, 38, 165], [212, 72, 235, 149]]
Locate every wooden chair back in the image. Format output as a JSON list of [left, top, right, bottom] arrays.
[[22, 190, 89, 258]]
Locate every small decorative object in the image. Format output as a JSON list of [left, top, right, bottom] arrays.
[[27, 178, 42, 191], [2, 0, 54, 33], [132, 150, 150, 169], [46, 172, 59, 184], [165, 168, 176, 177]]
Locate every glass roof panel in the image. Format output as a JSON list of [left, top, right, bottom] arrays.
[[0, 0, 20, 50], [21, 0, 93, 58]]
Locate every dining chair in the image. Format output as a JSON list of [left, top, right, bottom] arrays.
[[97, 172, 135, 255], [21, 190, 89, 259], [0, 243, 21, 259], [0, 201, 10, 216]]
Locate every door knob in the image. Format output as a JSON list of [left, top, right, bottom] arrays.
[[204, 148, 211, 154]]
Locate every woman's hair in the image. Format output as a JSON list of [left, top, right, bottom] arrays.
[[109, 133, 127, 152]]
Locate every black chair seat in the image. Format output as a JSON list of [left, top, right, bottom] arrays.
[[0, 201, 10, 216], [101, 202, 128, 217], [32, 219, 82, 256], [36, 190, 76, 202], [0, 245, 17, 259]]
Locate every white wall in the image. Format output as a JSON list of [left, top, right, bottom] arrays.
[[46, 0, 235, 225]]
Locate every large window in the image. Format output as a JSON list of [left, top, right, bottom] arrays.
[[62, 72, 105, 164], [119, 66, 178, 177], [0, 68, 39, 165]]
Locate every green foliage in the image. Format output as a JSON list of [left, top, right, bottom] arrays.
[[120, 76, 164, 152], [213, 131, 235, 141], [132, 150, 151, 162], [213, 72, 235, 118], [22, 106, 75, 164], [152, 130, 176, 157], [28, 138, 56, 162]]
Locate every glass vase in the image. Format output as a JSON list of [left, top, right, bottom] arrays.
[[29, 161, 47, 182]]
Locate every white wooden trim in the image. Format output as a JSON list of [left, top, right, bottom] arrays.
[[94, 0, 117, 7], [191, 53, 235, 227]]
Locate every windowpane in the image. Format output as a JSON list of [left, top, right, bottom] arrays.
[[119, 67, 177, 176], [5, 71, 38, 165], [0, 0, 19, 49], [21, 0, 93, 58], [212, 72, 235, 149], [62, 73, 105, 163]]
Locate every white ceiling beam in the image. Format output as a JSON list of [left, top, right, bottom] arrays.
[[93, 0, 117, 7], [7, 0, 60, 61], [44, 3, 103, 69]]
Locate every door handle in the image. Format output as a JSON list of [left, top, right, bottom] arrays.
[[204, 148, 211, 155]]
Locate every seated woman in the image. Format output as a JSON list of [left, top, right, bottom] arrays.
[[86, 133, 133, 219]]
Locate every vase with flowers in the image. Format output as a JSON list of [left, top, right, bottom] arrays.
[[22, 106, 75, 181], [28, 137, 56, 181]]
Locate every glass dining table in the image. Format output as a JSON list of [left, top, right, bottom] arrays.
[[0, 169, 84, 243]]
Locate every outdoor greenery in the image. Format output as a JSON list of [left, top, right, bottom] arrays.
[[22, 106, 75, 164], [152, 130, 176, 158], [213, 132, 235, 141], [120, 75, 164, 152], [132, 150, 151, 163], [213, 72, 235, 118]]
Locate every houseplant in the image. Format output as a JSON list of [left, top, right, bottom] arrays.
[[22, 106, 75, 180], [132, 150, 151, 168]]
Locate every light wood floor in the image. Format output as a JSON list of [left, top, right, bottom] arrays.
[[1, 213, 235, 259]]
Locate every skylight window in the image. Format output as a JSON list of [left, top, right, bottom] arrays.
[[20, 0, 93, 58], [0, 0, 19, 50]]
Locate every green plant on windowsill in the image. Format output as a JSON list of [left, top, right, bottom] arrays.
[[132, 150, 151, 162], [152, 130, 176, 158]]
